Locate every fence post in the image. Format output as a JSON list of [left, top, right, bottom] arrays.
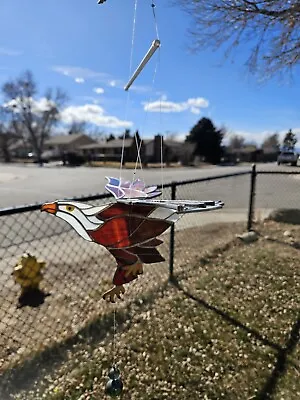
[[169, 182, 176, 282], [247, 164, 257, 231]]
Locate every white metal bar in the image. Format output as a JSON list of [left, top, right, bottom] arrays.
[[124, 39, 160, 91]]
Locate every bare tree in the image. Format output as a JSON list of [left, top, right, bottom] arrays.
[[178, 0, 300, 77], [164, 131, 180, 141], [0, 107, 11, 162], [2, 70, 67, 164], [68, 121, 87, 135], [88, 127, 105, 140], [0, 124, 10, 162], [261, 133, 280, 151], [228, 134, 245, 150]]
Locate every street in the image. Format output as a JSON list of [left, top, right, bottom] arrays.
[[0, 161, 299, 294], [0, 162, 299, 209]]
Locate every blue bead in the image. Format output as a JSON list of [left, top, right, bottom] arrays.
[[105, 378, 123, 397], [108, 366, 120, 380]]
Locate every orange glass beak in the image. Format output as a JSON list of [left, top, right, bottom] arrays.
[[41, 202, 57, 214]]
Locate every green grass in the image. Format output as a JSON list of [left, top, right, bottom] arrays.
[[11, 222, 300, 399]]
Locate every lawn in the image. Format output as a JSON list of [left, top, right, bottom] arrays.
[[8, 221, 300, 399]]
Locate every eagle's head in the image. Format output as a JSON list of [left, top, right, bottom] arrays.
[[41, 200, 106, 241]]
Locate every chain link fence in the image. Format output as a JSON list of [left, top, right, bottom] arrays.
[[0, 167, 299, 381], [255, 170, 300, 219], [0, 193, 172, 373], [170, 173, 251, 279]]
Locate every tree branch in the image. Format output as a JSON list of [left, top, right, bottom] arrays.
[[177, 0, 300, 77]]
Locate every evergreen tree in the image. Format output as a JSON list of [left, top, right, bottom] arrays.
[[118, 129, 131, 139], [134, 130, 142, 145], [185, 117, 225, 164], [107, 133, 115, 142], [282, 129, 297, 151]]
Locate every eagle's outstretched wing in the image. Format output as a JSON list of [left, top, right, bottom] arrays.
[[86, 199, 224, 289], [87, 201, 177, 248], [86, 201, 173, 286]]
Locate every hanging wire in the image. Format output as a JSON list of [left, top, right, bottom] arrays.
[[120, 92, 131, 182], [133, 133, 143, 180], [132, 46, 160, 187], [160, 123, 164, 199], [150, 1, 165, 197], [129, 0, 139, 78], [112, 308, 116, 366], [131, 0, 161, 185], [120, 0, 139, 181], [150, 1, 160, 40]]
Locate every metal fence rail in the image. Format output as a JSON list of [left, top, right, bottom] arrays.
[[247, 166, 300, 230]]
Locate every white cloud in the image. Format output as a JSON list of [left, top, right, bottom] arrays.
[[143, 96, 209, 114], [145, 100, 184, 113], [225, 130, 266, 145], [186, 98, 209, 108], [75, 77, 85, 84], [4, 96, 131, 129], [129, 84, 153, 93], [60, 104, 132, 128], [109, 80, 117, 87], [33, 97, 56, 112], [77, 95, 101, 105], [52, 66, 110, 82], [93, 87, 104, 94], [4, 97, 55, 113], [225, 128, 300, 146], [190, 107, 201, 115], [0, 47, 23, 56]]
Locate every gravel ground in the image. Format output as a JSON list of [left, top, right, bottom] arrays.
[[0, 222, 245, 394], [1, 220, 299, 399]]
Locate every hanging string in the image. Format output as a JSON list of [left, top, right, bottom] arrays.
[[133, 133, 143, 180], [160, 119, 164, 199], [120, 92, 130, 182], [150, 1, 160, 40], [132, 46, 160, 186], [131, 0, 161, 185], [120, 0, 139, 182], [112, 308, 116, 366], [150, 1, 164, 197], [129, 0, 139, 78]]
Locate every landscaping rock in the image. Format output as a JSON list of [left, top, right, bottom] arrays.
[[236, 231, 258, 243], [283, 230, 292, 237]]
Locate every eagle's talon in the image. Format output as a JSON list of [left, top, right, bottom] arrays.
[[124, 262, 143, 278], [102, 285, 125, 303]]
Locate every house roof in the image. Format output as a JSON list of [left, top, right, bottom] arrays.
[[45, 133, 93, 146], [229, 145, 258, 154], [164, 140, 196, 152], [262, 146, 279, 154], [79, 138, 134, 150], [9, 139, 30, 151]]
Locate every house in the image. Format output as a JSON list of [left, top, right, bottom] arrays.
[[44, 133, 96, 156], [164, 139, 196, 165], [79, 138, 144, 163], [227, 145, 262, 163], [144, 135, 196, 165], [7, 133, 96, 160]]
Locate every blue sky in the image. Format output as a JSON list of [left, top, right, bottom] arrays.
[[0, 0, 299, 145]]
